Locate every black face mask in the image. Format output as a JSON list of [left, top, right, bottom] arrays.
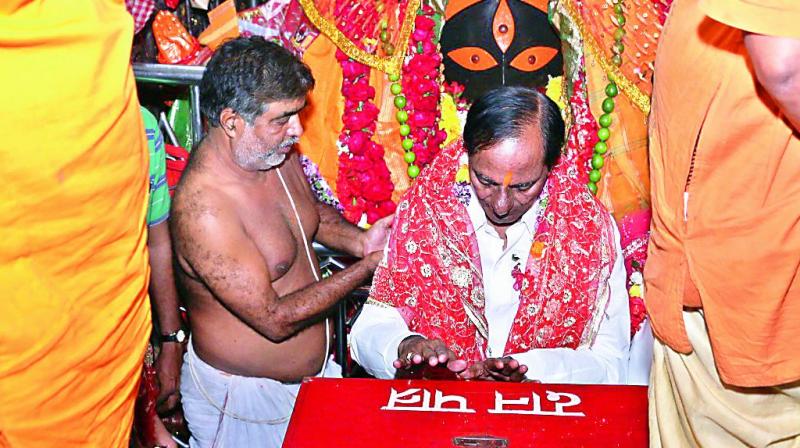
[[441, 0, 564, 101]]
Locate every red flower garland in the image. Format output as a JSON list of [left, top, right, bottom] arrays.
[[336, 50, 397, 224], [400, 5, 447, 168]]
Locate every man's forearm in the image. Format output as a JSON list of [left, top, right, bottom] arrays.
[[314, 201, 364, 257], [148, 221, 183, 333], [259, 254, 380, 342]]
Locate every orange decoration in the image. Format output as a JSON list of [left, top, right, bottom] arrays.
[[152, 10, 201, 64], [530, 240, 546, 259], [198, 0, 239, 51], [447, 47, 499, 71], [509, 46, 559, 72], [492, 0, 515, 53], [520, 0, 548, 13], [444, 0, 483, 19]]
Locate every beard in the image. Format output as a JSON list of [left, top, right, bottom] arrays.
[[235, 136, 299, 170]]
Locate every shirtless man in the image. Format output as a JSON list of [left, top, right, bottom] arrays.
[[171, 37, 391, 448]]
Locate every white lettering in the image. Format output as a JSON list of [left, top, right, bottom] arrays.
[[488, 391, 585, 417], [381, 388, 475, 413]]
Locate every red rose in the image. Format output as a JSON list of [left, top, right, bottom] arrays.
[[362, 180, 390, 202], [343, 109, 375, 131], [409, 111, 436, 128], [341, 59, 369, 78], [360, 101, 380, 119], [412, 28, 431, 42], [345, 130, 369, 154], [378, 199, 397, 216], [366, 142, 385, 161], [414, 95, 438, 111], [415, 15, 435, 31], [342, 79, 375, 102], [421, 40, 436, 56], [629, 297, 648, 337], [409, 55, 438, 73]]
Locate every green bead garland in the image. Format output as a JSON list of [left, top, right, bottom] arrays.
[[387, 7, 440, 182], [389, 71, 418, 178], [396, 110, 409, 123], [389, 62, 427, 178], [588, 0, 626, 195]]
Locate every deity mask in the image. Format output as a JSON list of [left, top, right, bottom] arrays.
[[441, 0, 563, 101]]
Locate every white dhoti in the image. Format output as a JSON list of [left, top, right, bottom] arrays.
[[650, 309, 800, 447], [181, 340, 341, 448]]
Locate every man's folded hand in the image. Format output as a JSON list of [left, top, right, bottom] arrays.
[[393, 336, 467, 379], [458, 357, 528, 382]]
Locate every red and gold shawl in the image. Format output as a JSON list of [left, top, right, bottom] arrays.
[[370, 139, 617, 361]]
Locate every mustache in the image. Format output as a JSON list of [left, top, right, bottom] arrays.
[[280, 136, 300, 149]]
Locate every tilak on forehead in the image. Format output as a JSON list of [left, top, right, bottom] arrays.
[[503, 170, 513, 187]]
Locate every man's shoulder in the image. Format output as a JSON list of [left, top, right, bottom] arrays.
[[172, 175, 239, 239]]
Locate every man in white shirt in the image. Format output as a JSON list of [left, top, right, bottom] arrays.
[[350, 86, 630, 384]]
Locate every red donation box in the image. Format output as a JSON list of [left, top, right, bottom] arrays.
[[283, 378, 648, 447]]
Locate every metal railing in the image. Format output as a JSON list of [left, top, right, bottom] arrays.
[[133, 63, 205, 145]]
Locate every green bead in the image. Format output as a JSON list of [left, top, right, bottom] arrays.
[[587, 182, 598, 195], [384, 43, 395, 56], [594, 141, 608, 154], [407, 164, 421, 178], [399, 124, 411, 136], [613, 28, 626, 41], [394, 95, 407, 109], [402, 138, 414, 151], [591, 154, 605, 170], [589, 169, 602, 183], [390, 83, 402, 95], [613, 42, 625, 54], [389, 73, 400, 82], [613, 3, 623, 14], [380, 30, 389, 42], [605, 82, 619, 97], [396, 110, 409, 123], [597, 127, 610, 141], [404, 151, 417, 164], [612, 54, 623, 66], [599, 113, 613, 128], [602, 97, 616, 113], [616, 13, 626, 26]]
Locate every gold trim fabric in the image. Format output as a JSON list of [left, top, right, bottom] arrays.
[[561, 0, 651, 114], [297, 0, 421, 76]]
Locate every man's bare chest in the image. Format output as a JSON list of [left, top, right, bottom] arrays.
[[238, 182, 320, 282]]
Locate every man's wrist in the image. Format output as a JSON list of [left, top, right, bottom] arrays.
[[159, 328, 188, 344], [358, 231, 369, 258]]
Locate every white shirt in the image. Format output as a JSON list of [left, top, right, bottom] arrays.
[[350, 186, 631, 384]]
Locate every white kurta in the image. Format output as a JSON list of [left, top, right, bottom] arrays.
[[351, 186, 643, 384]]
